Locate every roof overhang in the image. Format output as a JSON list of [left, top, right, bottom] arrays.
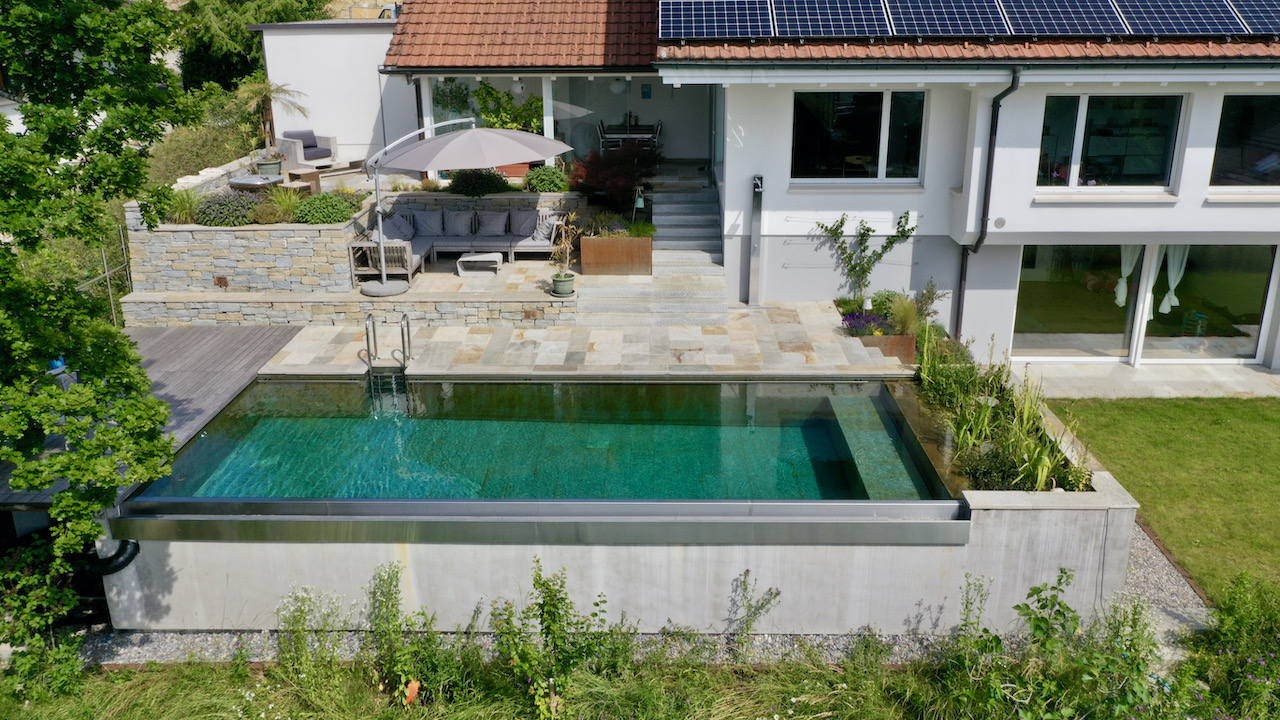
[[381, 65, 659, 77], [656, 60, 1280, 85]]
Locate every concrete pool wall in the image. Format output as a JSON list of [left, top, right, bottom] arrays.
[[100, 471, 1135, 633]]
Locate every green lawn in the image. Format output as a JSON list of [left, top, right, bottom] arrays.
[[1052, 397, 1280, 600]]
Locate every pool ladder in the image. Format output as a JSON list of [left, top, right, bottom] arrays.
[[361, 313, 411, 416]]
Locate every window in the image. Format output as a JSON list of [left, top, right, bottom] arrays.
[[791, 91, 925, 180], [1037, 95, 1182, 188], [1211, 95, 1280, 186]]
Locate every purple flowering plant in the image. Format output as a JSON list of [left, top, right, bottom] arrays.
[[842, 311, 892, 337]]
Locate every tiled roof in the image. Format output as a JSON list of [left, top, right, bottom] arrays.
[[657, 38, 1280, 63], [384, 0, 659, 70]]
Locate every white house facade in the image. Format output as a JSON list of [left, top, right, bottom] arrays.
[[258, 0, 1280, 369]]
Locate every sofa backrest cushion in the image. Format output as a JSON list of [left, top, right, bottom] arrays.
[[510, 208, 539, 237], [444, 209, 474, 236], [533, 212, 566, 244], [476, 210, 509, 237], [384, 213, 414, 242], [282, 129, 318, 148], [412, 209, 444, 237]]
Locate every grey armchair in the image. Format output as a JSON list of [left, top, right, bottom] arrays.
[[277, 130, 337, 171]]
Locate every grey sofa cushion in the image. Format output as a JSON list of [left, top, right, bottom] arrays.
[[412, 209, 444, 236], [444, 209, 474, 236], [510, 208, 539, 237], [283, 129, 317, 148], [384, 213, 414, 242], [533, 212, 566, 244], [476, 210, 509, 236]]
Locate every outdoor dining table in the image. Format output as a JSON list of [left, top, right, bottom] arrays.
[[600, 122, 660, 151]]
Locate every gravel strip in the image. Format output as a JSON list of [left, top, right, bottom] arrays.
[[76, 521, 1210, 668]]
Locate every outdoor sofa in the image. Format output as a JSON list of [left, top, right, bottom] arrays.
[[348, 208, 564, 282], [277, 130, 338, 171]]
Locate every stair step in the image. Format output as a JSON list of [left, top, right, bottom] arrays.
[[654, 202, 719, 214], [580, 284, 727, 299], [651, 191, 718, 203], [653, 239, 722, 251], [654, 227, 720, 239], [652, 264, 725, 277], [574, 312, 730, 327], [653, 250, 722, 264], [653, 215, 720, 228], [577, 299, 729, 313]]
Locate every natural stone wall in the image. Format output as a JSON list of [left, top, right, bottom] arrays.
[[122, 293, 574, 327], [125, 204, 368, 294]]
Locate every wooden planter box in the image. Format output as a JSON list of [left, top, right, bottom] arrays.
[[580, 235, 652, 275], [859, 334, 917, 363]]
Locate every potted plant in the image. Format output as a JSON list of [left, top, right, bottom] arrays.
[[472, 80, 543, 178], [235, 70, 307, 175], [549, 212, 581, 297], [580, 212, 654, 275]]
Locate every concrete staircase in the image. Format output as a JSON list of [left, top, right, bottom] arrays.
[[575, 177, 729, 327]]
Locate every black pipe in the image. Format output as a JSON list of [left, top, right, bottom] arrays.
[[87, 539, 140, 576], [955, 67, 1022, 339]]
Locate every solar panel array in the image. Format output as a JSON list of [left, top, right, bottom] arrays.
[[658, 0, 1280, 38], [773, 0, 891, 36], [659, 0, 773, 38]]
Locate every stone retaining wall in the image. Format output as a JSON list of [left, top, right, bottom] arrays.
[[122, 292, 574, 327]]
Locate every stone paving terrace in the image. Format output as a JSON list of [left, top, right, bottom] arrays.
[[260, 300, 912, 378]]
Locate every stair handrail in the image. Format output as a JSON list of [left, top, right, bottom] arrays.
[[365, 313, 379, 362]]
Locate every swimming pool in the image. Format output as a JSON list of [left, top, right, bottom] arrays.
[[140, 380, 944, 502]]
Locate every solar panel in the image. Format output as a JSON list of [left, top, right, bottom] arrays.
[[1227, 0, 1280, 32], [1000, 0, 1130, 34], [1112, 0, 1247, 34], [885, 0, 1010, 35], [773, 0, 892, 36], [658, 0, 774, 39]]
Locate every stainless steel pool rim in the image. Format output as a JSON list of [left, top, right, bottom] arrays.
[[109, 498, 970, 545]]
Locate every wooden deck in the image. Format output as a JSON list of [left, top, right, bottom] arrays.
[[0, 326, 301, 509]]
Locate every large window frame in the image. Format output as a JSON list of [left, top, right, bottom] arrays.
[[1037, 94, 1185, 191], [1210, 94, 1280, 187], [790, 90, 928, 184]]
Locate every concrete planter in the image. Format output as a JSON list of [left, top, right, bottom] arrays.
[[580, 235, 653, 275]]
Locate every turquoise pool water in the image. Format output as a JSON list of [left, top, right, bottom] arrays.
[[141, 381, 939, 501]]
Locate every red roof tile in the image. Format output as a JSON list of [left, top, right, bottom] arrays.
[[385, 0, 659, 70], [657, 38, 1280, 63]]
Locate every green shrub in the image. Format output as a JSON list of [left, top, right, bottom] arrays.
[[834, 295, 861, 315], [870, 289, 904, 318], [167, 188, 200, 224], [523, 165, 569, 192], [194, 190, 257, 226], [585, 211, 626, 236], [295, 193, 356, 224], [266, 186, 303, 223], [447, 168, 515, 197], [1185, 573, 1280, 719], [889, 295, 919, 336], [329, 188, 367, 213], [253, 203, 282, 224], [624, 220, 656, 236]]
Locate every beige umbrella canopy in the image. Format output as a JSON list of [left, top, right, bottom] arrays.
[[361, 123, 573, 295]]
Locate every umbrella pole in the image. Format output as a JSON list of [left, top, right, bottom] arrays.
[[374, 167, 388, 285]]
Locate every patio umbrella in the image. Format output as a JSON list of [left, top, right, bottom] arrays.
[[362, 124, 573, 296], [377, 128, 572, 174]]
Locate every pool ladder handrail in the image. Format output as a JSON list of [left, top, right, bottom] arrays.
[[360, 313, 411, 369]]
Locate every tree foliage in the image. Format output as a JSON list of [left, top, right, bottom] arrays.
[[0, 0, 180, 694], [178, 0, 331, 89]]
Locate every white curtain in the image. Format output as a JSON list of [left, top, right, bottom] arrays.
[[1114, 244, 1142, 307], [1159, 245, 1191, 314], [1146, 246, 1166, 321]]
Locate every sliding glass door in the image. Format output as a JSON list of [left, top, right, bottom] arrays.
[[1013, 243, 1277, 363], [1139, 245, 1276, 361]]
